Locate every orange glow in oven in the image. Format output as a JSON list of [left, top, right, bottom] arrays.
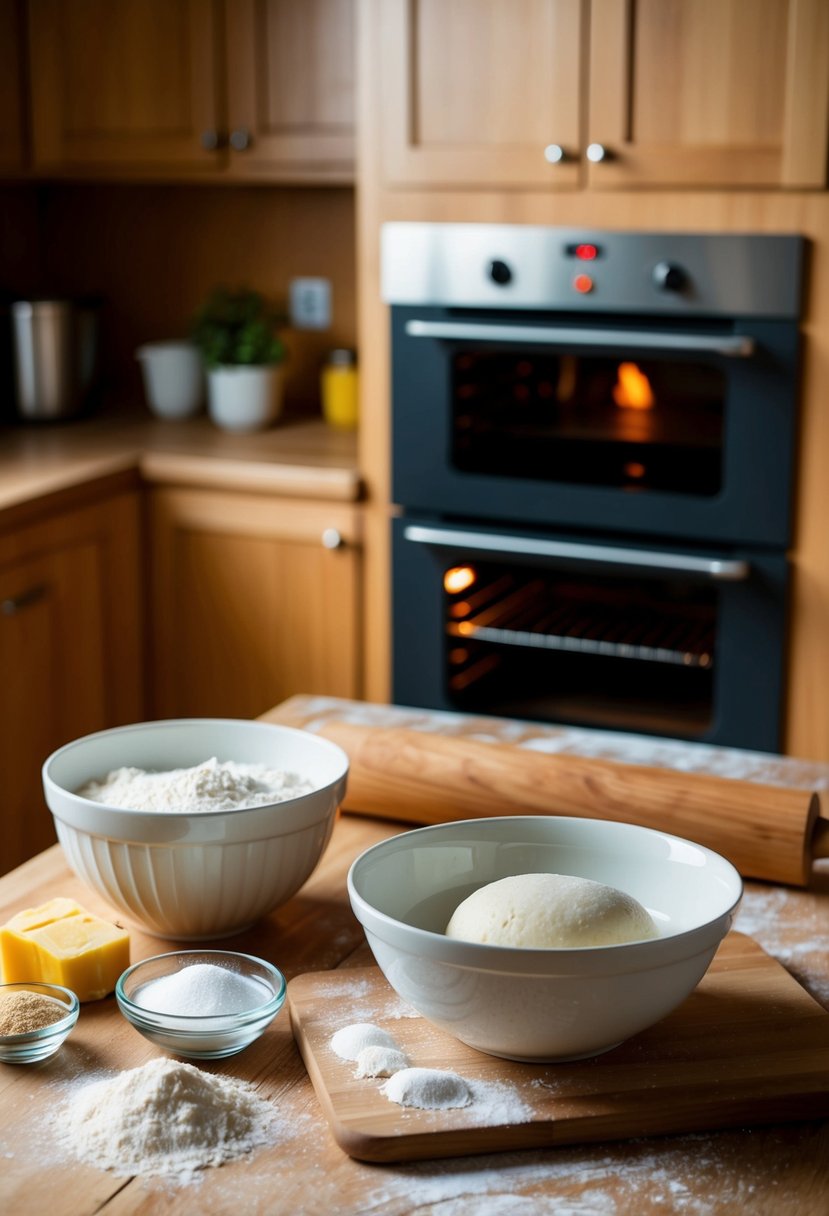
[[613, 362, 655, 410], [444, 566, 477, 595], [573, 273, 593, 294], [624, 461, 647, 480]]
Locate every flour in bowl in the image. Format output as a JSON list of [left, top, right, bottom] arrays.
[[76, 756, 314, 813]]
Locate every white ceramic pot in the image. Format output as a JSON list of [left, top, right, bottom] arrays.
[[206, 364, 284, 432], [136, 341, 204, 420]]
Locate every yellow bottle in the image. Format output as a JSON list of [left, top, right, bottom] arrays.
[[321, 349, 358, 430]]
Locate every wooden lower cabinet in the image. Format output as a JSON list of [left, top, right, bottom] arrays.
[[149, 487, 362, 720], [0, 491, 143, 872]]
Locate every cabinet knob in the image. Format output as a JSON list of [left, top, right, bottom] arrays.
[[543, 144, 568, 165], [200, 130, 224, 152], [321, 528, 344, 550], [586, 143, 610, 163], [1, 585, 47, 615], [229, 128, 252, 152]]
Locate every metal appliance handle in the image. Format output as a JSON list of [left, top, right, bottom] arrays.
[[404, 319, 756, 358], [403, 524, 750, 582]]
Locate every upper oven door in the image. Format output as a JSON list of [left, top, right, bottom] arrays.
[[390, 304, 800, 548]]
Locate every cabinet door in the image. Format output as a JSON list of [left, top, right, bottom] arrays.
[[0, 545, 108, 871], [150, 489, 362, 720], [0, 0, 27, 172], [0, 493, 143, 873], [28, 0, 224, 174], [379, 0, 585, 189], [589, 0, 829, 189], [225, 0, 355, 182]]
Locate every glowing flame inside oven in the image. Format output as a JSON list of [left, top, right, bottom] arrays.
[[613, 362, 655, 410], [444, 566, 477, 595]]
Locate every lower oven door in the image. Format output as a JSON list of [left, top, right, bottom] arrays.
[[392, 517, 788, 751]]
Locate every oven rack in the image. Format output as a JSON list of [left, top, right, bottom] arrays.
[[447, 620, 711, 668], [446, 578, 715, 669]]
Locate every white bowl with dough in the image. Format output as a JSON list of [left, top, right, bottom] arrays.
[[347, 816, 742, 1062], [42, 719, 348, 941]]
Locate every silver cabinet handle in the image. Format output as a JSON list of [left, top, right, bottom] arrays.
[[403, 525, 750, 582], [543, 144, 568, 164], [1, 585, 48, 615], [586, 142, 609, 163], [404, 319, 755, 358], [321, 528, 344, 550], [200, 129, 224, 151], [229, 128, 251, 152]]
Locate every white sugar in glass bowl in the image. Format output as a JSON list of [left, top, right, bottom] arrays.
[[347, 816, 743, 1063], [43, 719, 348, 941]]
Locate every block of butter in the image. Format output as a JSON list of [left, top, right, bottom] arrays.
[[0, 897, 130, 1002]]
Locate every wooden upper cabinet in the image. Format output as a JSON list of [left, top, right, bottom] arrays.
[[379, 0, 829, 191], [380, 0, 585, 189], [25, 0, 355, 181], [28, 0, 223, 174], [225, 0, 355, 182], [588, 0, 829, 189]]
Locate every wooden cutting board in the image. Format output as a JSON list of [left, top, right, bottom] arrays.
[[288, 933, 829, 1163]]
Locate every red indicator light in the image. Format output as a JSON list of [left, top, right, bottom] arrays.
[[573, 273, 594, 294], [575, 243, 598, 261]]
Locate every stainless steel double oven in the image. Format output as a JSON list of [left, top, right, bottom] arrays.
[[384, 223, 805, 750]]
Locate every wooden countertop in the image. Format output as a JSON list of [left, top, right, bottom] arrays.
[[1, 811, 828, 1214], [0, 407, 361, 526]]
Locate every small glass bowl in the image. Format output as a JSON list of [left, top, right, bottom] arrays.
[[115, 950, 286, 1060], [0, 982, 80, 1064]]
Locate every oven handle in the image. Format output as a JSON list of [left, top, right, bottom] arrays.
[[404, 319, 756, 358], [403, 524, 751, 582]]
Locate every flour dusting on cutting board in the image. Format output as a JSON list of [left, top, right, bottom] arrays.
[[736, 884, 829, 1008], [289, 695, 829, 790]]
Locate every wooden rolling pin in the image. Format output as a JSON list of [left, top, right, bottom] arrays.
[[265, 704, 829, 887]]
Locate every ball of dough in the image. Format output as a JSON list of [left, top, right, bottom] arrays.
[[445, 873, 658, 948]]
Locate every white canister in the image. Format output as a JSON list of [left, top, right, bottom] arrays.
[[206, 365, 284, 432], [136, 341, 204, 420]]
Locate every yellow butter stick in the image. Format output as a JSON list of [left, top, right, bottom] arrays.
[[0, 897, 130, 1001]]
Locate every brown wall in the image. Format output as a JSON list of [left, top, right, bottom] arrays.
[[6, 182, 356, 413]]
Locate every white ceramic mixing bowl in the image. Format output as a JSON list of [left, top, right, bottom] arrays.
[[348, 816, 742, 1062], [43, 719, 348, 940]]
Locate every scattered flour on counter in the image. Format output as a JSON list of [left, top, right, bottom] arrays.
[[76, 756, 313, 813], [329, 1022, 403, 1062], [354, 1045, 410, 1078], [59, 1057, 281, 1184], [381, 1068, 472, 1110]]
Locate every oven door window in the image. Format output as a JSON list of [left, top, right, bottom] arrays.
[[443, 560, 716, 738], [452, 351, 726, 496]]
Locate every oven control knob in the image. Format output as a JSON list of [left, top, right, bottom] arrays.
[[489, 259, 513, 286], [653, 261, 687, 292]]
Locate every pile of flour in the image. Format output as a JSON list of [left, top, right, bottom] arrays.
[[76, 757, 313, 813], [60, 1058, 279, 1183], [329, 1020, 532, 1122]]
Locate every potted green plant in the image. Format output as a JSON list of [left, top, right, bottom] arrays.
[[191, 287, 286, 432]]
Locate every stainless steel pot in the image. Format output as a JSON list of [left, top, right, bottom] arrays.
[[11, 299, 101, 420]]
